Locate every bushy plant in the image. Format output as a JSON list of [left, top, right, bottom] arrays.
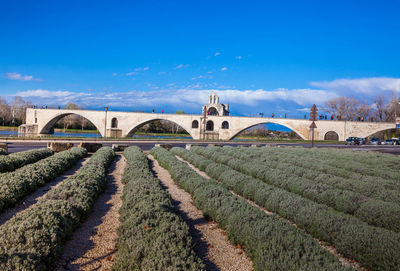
[[0, 149, 7, 156], [185, 146, 400, 270], [0, 148, 53, 173], [0, 147, 114, 271], [193, 146, 400, 233], [113, 146, 204, 271], [152, 147, 349, 271], [0, 147, 87, 212]]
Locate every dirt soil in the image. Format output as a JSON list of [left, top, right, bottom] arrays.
[[55, 154, 126, 271], [148, 154, 253, 271], [176, 154, 366, 271], [0, 157, 91, 227]]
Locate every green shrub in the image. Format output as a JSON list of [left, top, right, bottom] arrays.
[[153, 147, 349, 271], [112, 146, 204, 271], [0, 149, 7, 156], [0, 148, 53, 173], [193, 146, 400, 233], [0, 147, 87, 212], [180, 147, 400, 271], [0, 147, 114, 271]]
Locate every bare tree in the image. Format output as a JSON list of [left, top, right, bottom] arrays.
[[60, 103, 80, 130], [383, 93, 400, 122], [373, 95, 386, 122], [11, 96, 30, 125], [0, 97, 11, 126], [357, 102, 371, 121], [325, 97, 361, 121]]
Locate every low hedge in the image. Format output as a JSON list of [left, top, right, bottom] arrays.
[[0, 148, 53, 173], [0, 149, 7, 156], [193, 146, 400, 233], [112, 146, 204, 271], [221, 146, 400, 200], [177, 147, 400, 271], [0, 147, 87, 213], [152, 147, 349, 271], [0, 147, 114, 271], [229, 146, 400, 185]]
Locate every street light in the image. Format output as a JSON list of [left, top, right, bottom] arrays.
[[104, 107, 108, 138]]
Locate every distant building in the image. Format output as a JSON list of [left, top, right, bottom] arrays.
[[202, 93, 229, 116]]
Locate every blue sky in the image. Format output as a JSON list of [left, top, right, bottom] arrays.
[[1, 0, 400, 117]]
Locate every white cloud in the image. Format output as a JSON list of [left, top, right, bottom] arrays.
[[191, 75, 213, 80], [5, 72, 40, 81], [125, 67, 150, 76], [112, 73, 118, 76], [126, 72, 136, 76], [14, 87, 336, 110], [175, 64, 190, 69], [16, 89, 88, 98], [310, 77, 400, 95], [235, 56, 242, 59], [221, 67, 228, 71], [296, 107, 311, 112], [214, 52, 221, 56]]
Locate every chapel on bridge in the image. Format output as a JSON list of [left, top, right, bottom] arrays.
[[202, 93, 230, 116]]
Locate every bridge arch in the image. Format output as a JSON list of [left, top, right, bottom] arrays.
[[324, 131, 339, 140], [228, 121, 307, 140], [362, 127, 396, 139], [39, 112, 104, 137], [125, 118, 195, 138]]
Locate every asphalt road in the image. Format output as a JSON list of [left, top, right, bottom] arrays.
[[3, 140, 400, 156]]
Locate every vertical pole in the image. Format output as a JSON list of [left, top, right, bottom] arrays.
[[104, 107, 108, 138], [202, 107, 207, 140], [311, 127, 314, 148]]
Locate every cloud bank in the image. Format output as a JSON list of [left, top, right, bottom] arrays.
[[11, 77, 400, 116], [310, 77, 400, 95], [15, 87, 337, 114]]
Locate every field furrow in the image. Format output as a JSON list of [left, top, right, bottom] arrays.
[[112, 146, 205, 271], [0, 147, 87, 213], [55, 154, 125, 270], [0, 155, 90, 226], [150, 153, 253, 271], [193, 146, 400, 233], [0, 147, 115, 270], [174, 153, 366, 271], [178, 146, 400, 270], [151, 147, 349, 271]]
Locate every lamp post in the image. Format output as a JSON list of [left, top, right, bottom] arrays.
[[104, 107, 108, 138]]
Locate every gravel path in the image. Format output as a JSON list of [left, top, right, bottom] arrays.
[[0, 157, 91, 227], [148, 154, 253, 271], [176, 154, 366, 271], [55, 154, 126, 271]]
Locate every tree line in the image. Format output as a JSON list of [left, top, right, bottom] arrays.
[[324, 95, 400, 122]]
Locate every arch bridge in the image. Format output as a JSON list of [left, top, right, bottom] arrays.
[[18, 108, 395, 141]]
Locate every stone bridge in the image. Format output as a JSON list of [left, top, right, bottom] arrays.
[[18, 108, 396, 141]]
